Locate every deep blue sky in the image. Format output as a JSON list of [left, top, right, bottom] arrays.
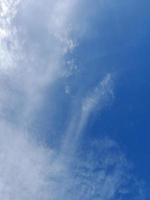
[[72, 0, 150, 196]]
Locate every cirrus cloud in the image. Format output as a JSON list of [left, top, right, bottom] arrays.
[[0, 0, 147, 200]]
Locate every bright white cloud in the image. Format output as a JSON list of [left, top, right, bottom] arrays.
[[0, 0, 79, 123], [0, 121, 53, 200]]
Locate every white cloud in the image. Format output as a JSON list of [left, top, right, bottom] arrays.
[[61, 73, 114, 156], [0, 121, 52, 200], [0, 121, 145, 199], [82, 73, 113, 113], [0, 0, 147, 200], [0, 0, 80, 123]]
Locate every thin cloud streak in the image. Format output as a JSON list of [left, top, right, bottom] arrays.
[[61, 73, 114, 157]]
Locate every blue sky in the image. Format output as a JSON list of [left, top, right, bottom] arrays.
[[0, 0, 150, 199]]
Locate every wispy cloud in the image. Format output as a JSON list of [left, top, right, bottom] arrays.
[[0, 0, 147, 200], [0, 0, 79, 124], [61, 73, 114, 156]]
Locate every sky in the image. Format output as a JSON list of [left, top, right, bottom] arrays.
[[0, 0, 150, 199]]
